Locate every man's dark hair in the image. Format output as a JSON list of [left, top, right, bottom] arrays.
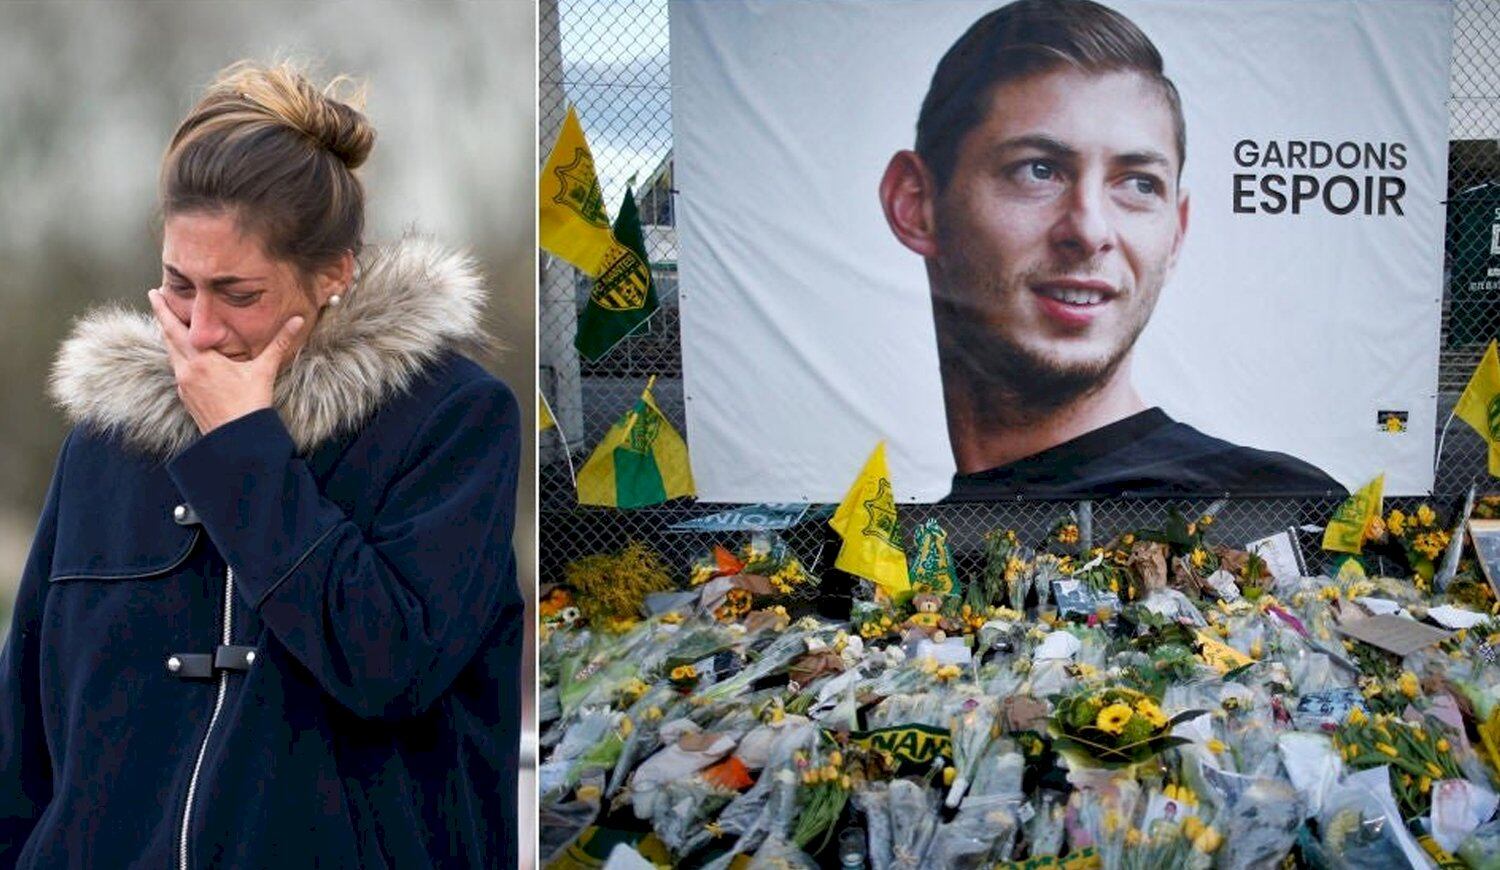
[[916, 0, 1185, 190]]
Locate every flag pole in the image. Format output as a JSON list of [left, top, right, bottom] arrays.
[[1433, 406, 1457, 481], [539, 388, 578, 488]]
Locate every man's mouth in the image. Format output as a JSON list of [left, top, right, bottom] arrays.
[[1031, 279, 1117, 306], [1030, 280, 1118, 327]]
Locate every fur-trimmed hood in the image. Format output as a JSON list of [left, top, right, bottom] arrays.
[[50, 234, 490, 458]]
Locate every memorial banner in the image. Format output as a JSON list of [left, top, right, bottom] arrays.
[[674, 0, 1450, 501]]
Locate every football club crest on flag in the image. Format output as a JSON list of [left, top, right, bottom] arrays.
[[1323, 473, 1384, 554], [909, 518, 956, 595], [829, 441, 910, 599], [576, 376, 695, 509], [576, 183, 658, 360], [1456, 340, 1500, 476], [538, 105, 618, 276]]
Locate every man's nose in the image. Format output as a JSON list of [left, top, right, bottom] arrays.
[[1049, 181, 1115, 259], [186, 294, 227, 352]]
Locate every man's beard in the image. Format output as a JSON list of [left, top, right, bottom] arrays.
[[932, 277, 1152, 429]]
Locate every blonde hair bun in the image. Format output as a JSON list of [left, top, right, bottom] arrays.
[[209, 60, 375, 169]]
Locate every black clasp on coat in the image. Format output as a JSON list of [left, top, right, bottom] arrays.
[[213, 645, 258, 672], [166, 646, 257, 679]]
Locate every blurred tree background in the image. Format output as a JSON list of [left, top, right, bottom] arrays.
[[0, 2, 536, 621]]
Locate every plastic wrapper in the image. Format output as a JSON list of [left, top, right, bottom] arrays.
[[1313, 766, 1430, 869], [744, 835, 818, 869], [853, 781, 895, 870], [735, 715, 812, 772], [1429, 778, 1499, 853], [608, 687, 685, 799], [982, 663, 1028, 699], [630, 724, 736, 819], [1291, 651, 1349, 696], [537, 686, 561, 726], [695, 626, 831, 704], [945, 696, 1000, 808], [640, 623, 743, 676], [1458, 819, 1500, 870], [649, 778, 737, 854], [538, 788, 603, 866], [1069, 773, 1142, 869], [886, 779, 942, 870], [867, 692, 946, 730], [679, 722, 818, 860], [1194, 762, 1302, 870], [965, 743, 1025, 802], [1139, 588, 1208, 627], [539, 708, 622, 798], [1024, 791, 1068, 858], [1276, 732, 1342, 818], [927, 793, 1022, 868]]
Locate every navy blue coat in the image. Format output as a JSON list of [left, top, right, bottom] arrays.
[[0, 239, 522, 868]]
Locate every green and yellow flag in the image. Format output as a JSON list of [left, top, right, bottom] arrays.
[[829, 441, 910, 600], [1455, 339, 1500, 477], [576, 377, 694, 508], [908, 518, 956, 595], [576, 184, 656, 361], [1322, 473, 1384, 554]]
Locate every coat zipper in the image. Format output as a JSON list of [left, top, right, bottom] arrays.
[[179, 565, 234, 870]]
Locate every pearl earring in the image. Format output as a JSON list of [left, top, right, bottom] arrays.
[[327, 293, 342, 308]]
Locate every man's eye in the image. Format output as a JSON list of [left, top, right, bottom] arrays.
[[1022, 160, 1056, 182], [1127, 176, 1161, 196], [225, 293, 261, 307], [168, 283, 193, 296]]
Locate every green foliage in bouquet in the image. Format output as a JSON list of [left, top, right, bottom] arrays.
[[969, 528, 1023, 612], [1048, 686, 1202, 770], [563, 541, 675, 631], [1072, 553, 1129, 599], [1129, 508, 1221, 564]]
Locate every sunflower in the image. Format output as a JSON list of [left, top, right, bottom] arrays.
[[1096, 703, 1134, 735]]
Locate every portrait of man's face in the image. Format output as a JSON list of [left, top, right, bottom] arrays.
[[928, 67, 1190, 401]]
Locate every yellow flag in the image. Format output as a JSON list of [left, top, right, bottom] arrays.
[[1195, 630, 1254, 674], [538, 390, 556, 431], [829, 442, 910, 599], [576, 377, 694, 509], [539, 106, 617, 276], [1456, 339, 1500, 476], [1322, 473, 1384, 554]]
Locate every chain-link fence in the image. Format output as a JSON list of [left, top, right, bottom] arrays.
[[538, 0, 1500, 588]]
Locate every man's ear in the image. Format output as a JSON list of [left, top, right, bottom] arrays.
[[313, 250, 356, 306], [879, 150, 941, 258]]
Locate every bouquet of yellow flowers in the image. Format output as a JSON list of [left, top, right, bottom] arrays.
[[740, 531, 821, 598], [1382, 503, 1450, 584], [1333, 710, 1464, 819], [1050, 686, 1200, 770]]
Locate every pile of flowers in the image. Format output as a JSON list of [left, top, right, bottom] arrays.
[[540, 499, 1500, 868]]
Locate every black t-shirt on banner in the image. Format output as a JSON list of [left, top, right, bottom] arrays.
[[947, 407, 1347, 501]]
